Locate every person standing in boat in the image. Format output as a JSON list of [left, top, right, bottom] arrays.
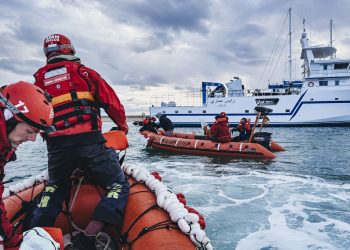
[[236, 117, 251, 140], [209, 112, 231, 142], [30, 34, 130, 249], [0, 81, 53, 248], [139, 116, 158, 133], [155, 112, 174, 136]]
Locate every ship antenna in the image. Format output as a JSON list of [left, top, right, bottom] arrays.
[[330, 19, 333, 46]]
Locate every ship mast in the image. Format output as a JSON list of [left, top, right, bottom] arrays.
[[288, 7, 292, 83]]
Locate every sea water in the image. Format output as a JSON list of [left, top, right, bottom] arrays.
[[5, 123, 350, 250]]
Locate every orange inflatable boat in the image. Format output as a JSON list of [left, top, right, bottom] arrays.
[[3, 165, 212, 250], [141, 107, 284, 158], [155, 130, 284, 153], [141, 130, 276, 159]]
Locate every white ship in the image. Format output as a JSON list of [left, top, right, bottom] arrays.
[[149, 11, 350, 127]]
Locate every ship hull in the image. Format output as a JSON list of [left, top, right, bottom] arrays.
[[150, 87, 350, 127]]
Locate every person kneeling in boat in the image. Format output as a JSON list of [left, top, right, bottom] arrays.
[[156, 112, 174, 136], [139, 116, 158, 133], [236, 117, 251, 141], [30, 34, 130, 250], [209, 113, 231, 143], [0, 81, 53, 248]]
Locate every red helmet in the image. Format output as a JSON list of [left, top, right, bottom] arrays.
[[220, 112, 227, 117], [43, 34, 76, 58], [0, 81, 53, 130]]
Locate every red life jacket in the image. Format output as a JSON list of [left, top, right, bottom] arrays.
[[34, 61, 105, 130], [210, 121, 231, 142], [0, 110, 15, 171]]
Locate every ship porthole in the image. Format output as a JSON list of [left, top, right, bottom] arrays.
[[308, 82, 314, 87]]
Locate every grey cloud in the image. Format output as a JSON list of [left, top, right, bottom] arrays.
[[102, 0, 211, 34], [0, 59, 42, 75], [130, 32, 173, 53]]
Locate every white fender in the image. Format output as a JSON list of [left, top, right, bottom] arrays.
[[185, 213, 199, 224], [178, 218, 191, 234], [145, 175, 156, 186]]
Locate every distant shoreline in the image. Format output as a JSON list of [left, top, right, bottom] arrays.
[[102, 115, 143, 122]]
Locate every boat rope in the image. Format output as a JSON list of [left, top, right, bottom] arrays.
[[119, 204, 161, 248], [122, 164, 213, 249], [3, 170, 48, 199]]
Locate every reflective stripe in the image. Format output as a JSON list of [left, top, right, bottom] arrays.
[[52, 91, 94, 106], [194, 140, 199, 149], [160, 136, 165, 144], [38, 196, 50, 208]]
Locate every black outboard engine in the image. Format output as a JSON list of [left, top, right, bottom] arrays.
[[252, 132, 272, 149]]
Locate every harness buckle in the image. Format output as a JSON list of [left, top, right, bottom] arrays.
[[83, 107, 91, 114], [80, 99, 89, 106], [64, 119, 70, 127]]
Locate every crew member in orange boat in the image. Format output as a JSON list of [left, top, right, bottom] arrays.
[[156, 112, 174, 136], [30, 34, 130, 249], [209, 112, 231, 142], [0, 81, 53, 248], [139, 116, 158, 133], [236, 117, 251, 140]]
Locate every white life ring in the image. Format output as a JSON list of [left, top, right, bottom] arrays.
[[308, 82, 314, 87]]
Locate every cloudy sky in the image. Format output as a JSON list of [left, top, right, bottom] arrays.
[[1, 0, 349, 114]]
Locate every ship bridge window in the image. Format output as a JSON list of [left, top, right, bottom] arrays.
[[175, 110, 179, 114], [334, 63, 349, 69], [323, 65, 327, 70], [255, 98, 279, 106], [335, 80, 339, 86], [319, 81, 328, 86], [188, 110, 192, 113], [202, 110, 206, 113], [245, 110, 249, 113]]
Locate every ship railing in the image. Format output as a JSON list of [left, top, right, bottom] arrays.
[[308, 69, 350, 78], [149, 87, 302, 107], [150, 90, 202, 107], [244, 88, 301, 96]]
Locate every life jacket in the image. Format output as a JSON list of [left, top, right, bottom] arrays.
[[34, 61, 105, 130], [237, 120, 251, 140], [210, 121, 231, 143], [237, 121, 251, 132], [0, 109, 16, 175]]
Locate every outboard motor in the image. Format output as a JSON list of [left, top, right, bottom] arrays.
[[252, 132, 272, 149]]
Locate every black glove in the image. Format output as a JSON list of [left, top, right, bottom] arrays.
[[110, 127, 119, 131], [71, 232, 97, 250]]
